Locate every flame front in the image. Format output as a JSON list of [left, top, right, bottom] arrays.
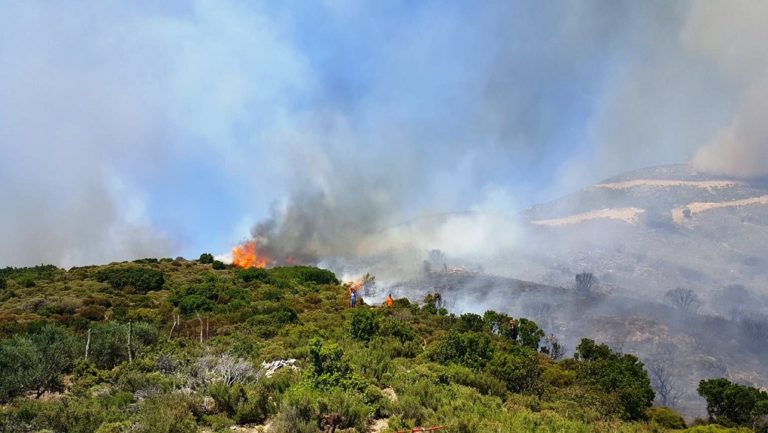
[[232, 240, 273, 268]]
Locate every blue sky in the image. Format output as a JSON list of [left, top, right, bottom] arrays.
[[0, 0, 759, 266]]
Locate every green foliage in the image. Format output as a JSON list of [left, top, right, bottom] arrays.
[[96, 266, 165, 293], [267, 266, 339, 285], [212, 260, 227, 270], [350, 308, 379, 342], [198, 253, 214, 264], [487, 345, 541, 393], [0, 261, 754, 433], [89, 322, 158, 369], [307, 338, 357, 390], [455, 313, 484, 333], [428, 331, 494, 370], [574, 338, 655, 420], [516, 318, 544, 350], [209, 382, 272, 424], [0, 277, 6, 290], [646, 406, 686, 429], [0, 325, 77, 402], [698, 377, 768, 429], [236, 267, 271, 283], [133, 395, 198, 433]]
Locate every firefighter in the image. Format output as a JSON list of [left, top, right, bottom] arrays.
[[350, 288, 357, 308], [386, 293, 394, 307], [508, 318, 518, 341]]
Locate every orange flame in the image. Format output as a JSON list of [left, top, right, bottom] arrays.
[[232, 240, 273, 269]]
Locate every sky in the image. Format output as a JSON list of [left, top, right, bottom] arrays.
[[0, 0, 765, 267]]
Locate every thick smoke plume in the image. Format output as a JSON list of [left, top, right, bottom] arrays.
[[686, 1, 768, 177], [0, 1, 767, 266]]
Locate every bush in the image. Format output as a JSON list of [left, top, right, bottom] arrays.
[[455, 313, 484, 333], [89, 322, 158, 369], [134, 395, 198, 433], [487, 345, 541, 393], [199, 253, 214, 264], [574, 338, 655, 420], [647, 406, 686, 429], [0, 277, 5, 290], [96, 266, 165, 293], [237, 267, 271, 283], [209, 383, 272, 424], [212, 260, 227, 270], [350, 309, 379, 342], [428, 331, 494, 370], [0, 325, 77, 402], [267, 266, 339, 285]]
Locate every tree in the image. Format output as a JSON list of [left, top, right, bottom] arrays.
[[647, 358, 680, 408], [517, 318, 544, 350], [198, 253, 214, 264], [574, 339, 655, 420], [541, 334, 565, 361], [575, 272, 597, 292], [698, 378, 768, 428], [0, 325, 76, 402], [664, 288, 701, 313]]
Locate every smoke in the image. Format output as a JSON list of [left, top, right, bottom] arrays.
[[1, 1, 767, 267], [685, 1, 768, 177], [246, 1, 766, 270]]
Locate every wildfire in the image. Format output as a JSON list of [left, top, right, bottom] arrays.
[[232, 240, 274, 269]]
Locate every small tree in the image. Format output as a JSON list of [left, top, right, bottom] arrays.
[[664, 288, 701, 313], [698, 378, 768, 428], [198, 253, 214, 264], [575, 272, 597, 292]]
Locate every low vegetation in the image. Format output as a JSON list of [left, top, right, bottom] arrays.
[[0, 259, 763, 432]]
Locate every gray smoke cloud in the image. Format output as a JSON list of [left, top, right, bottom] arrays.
[[248, 1, 767, 270], [1, 1, 767, 267], [686, 1, 768, 177]]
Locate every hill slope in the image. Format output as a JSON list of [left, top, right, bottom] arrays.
[[0, 259, 739, 433]]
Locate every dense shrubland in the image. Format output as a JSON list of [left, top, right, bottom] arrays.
[[0, 259, 761, 432]]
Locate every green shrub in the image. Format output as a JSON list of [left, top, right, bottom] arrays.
[[574, 338, 655, 421], [267, 266, 339, 285], [646, 406, 686, 429], [455, 313, 485, 333], [428, 331, 494, 370], [350, 309, 379, 342], [209, 383, 272, 424], [487, 345, 541, 393], [212, 260, 227, 270], [133, 395, 197, 433], [96, 266, 165, 293], [237, 267, 271, 283], [0, 277, 5, 290], [89, 322, 158, 369], [198, 253, 214, 264], [0, 325, 77, 402]]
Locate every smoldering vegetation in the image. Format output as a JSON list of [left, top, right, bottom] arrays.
[[379, 265, 768, 417]]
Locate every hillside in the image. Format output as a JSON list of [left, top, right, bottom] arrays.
[[0, 259, 762, 433], [517, 164, 768, 295]]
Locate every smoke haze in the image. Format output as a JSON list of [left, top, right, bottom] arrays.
[[0, 1, 765, 266]]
